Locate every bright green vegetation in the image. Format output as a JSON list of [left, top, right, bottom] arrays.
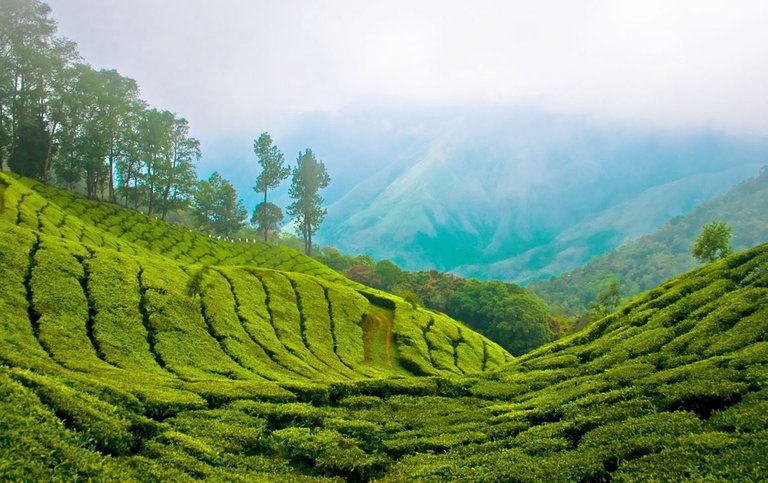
[[693, 219, 733, 263], [0, 172, 507, 381], [0, 174, 766, 480], [532, 167, 768, 316]]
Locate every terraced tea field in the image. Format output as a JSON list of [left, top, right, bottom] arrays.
[[0, 173, 509, 383], [1, 172, 767, 480]]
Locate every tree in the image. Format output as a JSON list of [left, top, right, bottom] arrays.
[[250, 201, 283, 241], [2, 0, 77, 181], [375, 259, 402, 291], [97, 69, 141, 202], [287, 149, 330, 255], [253, 132, 289, 242], [448, 279, 552, 355], [692, 220, 733, 263], [157, 115, 199, 219], [193, 171, 247, 236], [589, 278, 620, 318]]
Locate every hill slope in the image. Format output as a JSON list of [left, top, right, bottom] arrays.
[[531, 166, 768, 315], [313, 105, 768, 282], [1, 173, 767, 480], [0, 172, 510, 384]]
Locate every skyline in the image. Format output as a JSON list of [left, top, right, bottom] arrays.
[[42, 0, 768, 209], [46, 1, 768, 139]]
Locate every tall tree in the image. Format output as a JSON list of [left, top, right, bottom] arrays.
[[1, 0, 77, 181], [692, 220, 733, 263], [98, 69, 140, 202], [157, 116, 199, 219], [115, 101, 148, 208], [253, 132, 289, 242], [287, 148, 330, 255]]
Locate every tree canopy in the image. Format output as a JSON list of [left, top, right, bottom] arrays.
[[287, 149, 330, 255], [192, 171, 247, 236], [253, 132, 289, 241], [692, 220, 733, 263]]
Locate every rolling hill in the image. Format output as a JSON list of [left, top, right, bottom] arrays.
[[531, 166, 768, 315], [0, 172, 510, 384], [1, 171, 767, 480]]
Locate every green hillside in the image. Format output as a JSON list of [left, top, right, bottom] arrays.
[[2, 171, 768, 480], [531, 167, 768, 315]]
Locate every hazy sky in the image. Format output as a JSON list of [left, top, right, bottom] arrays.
[[45, 0, 768, 138]]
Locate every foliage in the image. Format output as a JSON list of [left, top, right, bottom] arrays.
[[314, 246, 557, 355], [287, 149, 329, 256], [692, 219, 733, 263], [589, 278, 621, 318], [252, 132, 289, 242], [192, 171, 247, 236], [251, 202, 283, 241]]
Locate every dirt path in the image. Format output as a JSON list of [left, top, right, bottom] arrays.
[[361, 306, 394, 368]]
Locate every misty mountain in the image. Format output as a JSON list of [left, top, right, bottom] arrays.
[[282, 105, 768, 282], [529, 166, 768, 315]]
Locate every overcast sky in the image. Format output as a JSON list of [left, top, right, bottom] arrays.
[[45, 0, 768, 157]]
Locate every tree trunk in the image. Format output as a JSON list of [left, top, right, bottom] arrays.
[[42, 120, 58, 184], [263, 189, 268, 243], [108, 142, 115, 202]]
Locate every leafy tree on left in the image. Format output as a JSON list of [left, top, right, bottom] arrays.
[[1, 0, 200, 220], [1, 0, 76, 180]]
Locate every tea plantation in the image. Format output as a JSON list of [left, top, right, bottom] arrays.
[[1, 172, 767, 480]]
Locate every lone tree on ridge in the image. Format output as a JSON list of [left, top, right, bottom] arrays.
[[692, 220, 733, 263]]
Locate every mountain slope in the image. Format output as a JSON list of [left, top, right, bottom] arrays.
[[531, 166, 768, 315], [314, 106, 768, 281], [1, 171, 767, 480]]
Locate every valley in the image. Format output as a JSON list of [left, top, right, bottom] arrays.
[[2, 1, 767, 480]]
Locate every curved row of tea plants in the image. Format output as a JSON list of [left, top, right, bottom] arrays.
[[2, 173, 353, 285]]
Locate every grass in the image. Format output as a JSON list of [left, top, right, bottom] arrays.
[[1, 171, 767, 480]]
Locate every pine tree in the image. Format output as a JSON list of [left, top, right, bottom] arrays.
[[287, 149, 330, 255], [253, 132, 289, 242]]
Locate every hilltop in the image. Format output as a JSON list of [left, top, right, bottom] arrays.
[[531, 166, 768, 315], [1, 171, 767, 480]]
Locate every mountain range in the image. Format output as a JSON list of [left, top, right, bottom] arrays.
[[531, 166, 768, 315], [286, 105, 768, 283]]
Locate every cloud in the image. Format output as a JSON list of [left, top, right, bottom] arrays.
[[46, 0, 768, 141]]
